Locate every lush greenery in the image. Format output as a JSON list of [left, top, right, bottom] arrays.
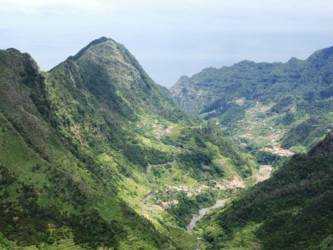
[[198, 132, 333, 249], [0, 38, 257, 249], [3, 36, 333, 250], [171, 46, 333, 154]]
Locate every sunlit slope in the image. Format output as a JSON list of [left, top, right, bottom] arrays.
[[0, 38, 257, 249]]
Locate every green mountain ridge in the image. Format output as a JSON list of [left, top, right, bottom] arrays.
[[0, 38, 257, 249], [198, 131, 333, 249], [171, 46, 333, 156], [170, 46, 333, 249]]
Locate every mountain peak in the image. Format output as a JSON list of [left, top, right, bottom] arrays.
[[308, 45, 333, 60], [49, 37, 186, 122], [68, 36, 115, 61], [287, 56, 302, 64], [64, 36, 143, 74], [0, 47, 39, 72], [307, 45, 333, 68]]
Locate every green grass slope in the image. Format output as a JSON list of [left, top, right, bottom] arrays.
[[198, 131, 333, 250], [0, 48, 172, 249], [0, 38, 257, 249]]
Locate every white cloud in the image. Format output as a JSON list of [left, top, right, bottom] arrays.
[[0, 0, 119, 14], [2, 0, 333, 20]]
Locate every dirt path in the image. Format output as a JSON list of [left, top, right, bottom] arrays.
[[142, 160, 177, 204], [141, 190, 155, 203], [149, 159, 176, 169], [245, 165, 273, 184]]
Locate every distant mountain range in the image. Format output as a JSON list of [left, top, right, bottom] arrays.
[[171, 46, 333, 158], [170, 45, 333, 249]]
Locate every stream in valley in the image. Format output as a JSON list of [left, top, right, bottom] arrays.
[[187, 199, 227, 233]]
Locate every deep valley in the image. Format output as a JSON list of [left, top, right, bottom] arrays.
[[1, 37, 333, 250]]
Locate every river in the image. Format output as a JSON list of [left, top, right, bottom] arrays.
[[187, 199, 227, 233]]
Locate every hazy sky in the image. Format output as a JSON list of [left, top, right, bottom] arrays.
[[1, 0, 333, 87]]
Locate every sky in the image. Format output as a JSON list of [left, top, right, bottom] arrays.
[[1, 0, 333, 88]]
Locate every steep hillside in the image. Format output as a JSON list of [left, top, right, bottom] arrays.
[[0, 47, 171, 249], [0, 38, 257, 249], [197, 131, 333, 249], [171, 46, 333, 158]]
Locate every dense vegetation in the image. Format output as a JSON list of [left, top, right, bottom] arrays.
[[171, 46, 333, 153], [0, 38, 257, 249], [198, 131, 333, 249], [4, 36, 333, 250], [164, 44, 333, 249]]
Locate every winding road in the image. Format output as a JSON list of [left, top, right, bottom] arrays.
[[141, 159, 177, 203]]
